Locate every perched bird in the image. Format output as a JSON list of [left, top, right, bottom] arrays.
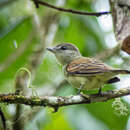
[[47, 43, 130, 93]]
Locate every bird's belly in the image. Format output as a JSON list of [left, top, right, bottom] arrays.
[[67, 76, 86, 88], [67, 76, 102, 90]]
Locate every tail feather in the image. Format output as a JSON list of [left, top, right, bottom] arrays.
[[112, 69, 130, 74], [107, 77, 120, 84]]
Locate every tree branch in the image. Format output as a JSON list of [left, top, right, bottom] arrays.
[[109, 0, 130, 42], [33, 0, 111, 17], [0, 87, 129, 108]]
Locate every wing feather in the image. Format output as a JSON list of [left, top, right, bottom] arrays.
[[66, 57, 112, 76]]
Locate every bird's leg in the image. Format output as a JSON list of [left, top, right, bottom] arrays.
[[77, 89, 81, 95], [98, 87, 102, 95], [77, 84, 89, 99], [77, 84, 84, 94]]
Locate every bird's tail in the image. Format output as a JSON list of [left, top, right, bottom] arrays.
[[112, 69, 130, 74]]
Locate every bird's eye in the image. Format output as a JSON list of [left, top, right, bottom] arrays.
[[60, 46, 67, 50]]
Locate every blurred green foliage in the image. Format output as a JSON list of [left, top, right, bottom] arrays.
[[0, 0, 129, 130]]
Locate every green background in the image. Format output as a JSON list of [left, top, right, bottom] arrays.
[[0, 0, 129, 130]]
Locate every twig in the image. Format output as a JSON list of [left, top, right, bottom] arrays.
[[0, 107, 6, 130], [33, 0, 39, 8], [33, 0, 111, 17], [118, 3, 130, 9], [0, 87, 129, 108]]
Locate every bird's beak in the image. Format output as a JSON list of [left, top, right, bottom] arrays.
[[46, 47, 55, 53]]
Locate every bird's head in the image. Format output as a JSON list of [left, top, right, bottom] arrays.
[[47, 43, 81, 65]]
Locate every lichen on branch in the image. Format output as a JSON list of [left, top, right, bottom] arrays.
[[0, 87, 129, 108]]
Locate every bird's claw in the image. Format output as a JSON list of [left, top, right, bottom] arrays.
[[79, 92, 89, 99]]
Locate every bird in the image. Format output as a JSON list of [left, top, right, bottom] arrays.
[[47, 43, 130, 94]]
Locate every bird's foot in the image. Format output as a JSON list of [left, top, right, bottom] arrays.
[[79, 92, 89, 99]]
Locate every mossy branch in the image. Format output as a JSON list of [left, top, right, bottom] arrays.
[[0, 87, 129, 108]]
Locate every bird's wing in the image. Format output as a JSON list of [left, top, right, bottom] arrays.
[[66, 57, 113, 76]]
